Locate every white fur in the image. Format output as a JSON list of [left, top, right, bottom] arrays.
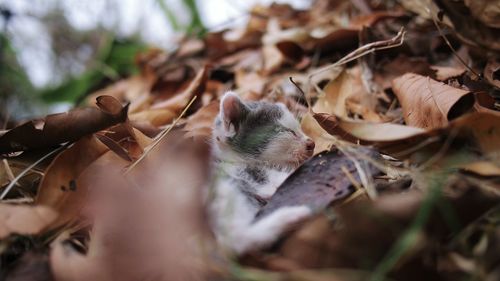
[[210, 172, 311, 254]]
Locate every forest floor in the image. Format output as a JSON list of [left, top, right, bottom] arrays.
[[1, 1, 500, 281]]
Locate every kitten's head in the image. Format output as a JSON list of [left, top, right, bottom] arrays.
[[213, 92, 314, 169]]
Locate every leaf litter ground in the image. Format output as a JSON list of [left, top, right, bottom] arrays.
[[1, 1, 500, 281]]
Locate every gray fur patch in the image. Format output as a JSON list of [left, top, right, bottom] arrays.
[[244, 166, 269, 184], [227, 102, 284, 155]]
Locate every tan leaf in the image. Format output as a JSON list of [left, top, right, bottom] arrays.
[[0, 204, 57, 238], [314, 66, 381, 121], [184, 101, 219, 141], [129, 109, 177, 127], [35, 135, 109, 229], [392, 73, 474, 129], [150, 64, 209, 113], [460, 161, 500, 177]]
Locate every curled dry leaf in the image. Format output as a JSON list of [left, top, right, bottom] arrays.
[[392, 73, 474, 129], [315, 66, 381, 121], [313, 111, 500, 161], [0, 204, 57, 238], [0, 95, 128, 154]]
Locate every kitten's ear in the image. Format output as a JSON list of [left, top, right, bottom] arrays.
[[220, 92, 246, 135]]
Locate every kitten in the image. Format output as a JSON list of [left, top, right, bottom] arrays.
[[210, 91, 315, 254]]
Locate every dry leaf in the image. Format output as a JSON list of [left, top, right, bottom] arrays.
[[150, 64, 209, 112], [460, 161, 500, 177], [0, 204, 57, 238], [484, 59, 500, 88], [0, 96, 128, 154], [35, 135, 109, 229], [392, 73, 474, 129], [184, 101, 219, 140], [313, 66, 381, 121], [50, 130, 210, 281], [464, 0, 500, 28]]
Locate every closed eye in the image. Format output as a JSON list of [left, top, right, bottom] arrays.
[[287, 129, 298, 137]]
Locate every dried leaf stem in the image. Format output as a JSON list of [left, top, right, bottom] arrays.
[[304, 27, 406, 108]]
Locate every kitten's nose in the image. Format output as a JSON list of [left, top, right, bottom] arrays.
[[305, 139, 315, 152]]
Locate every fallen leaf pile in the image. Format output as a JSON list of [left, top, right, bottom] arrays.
[[1, 1, 499, 280]]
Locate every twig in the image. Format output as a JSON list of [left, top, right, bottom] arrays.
[[305, 27, 406, 108], [289, 77, 311, 109], [2, 159, 15, 183], [427, 8, 480, 79], [308, 27, 406, 86], [0, 144, 69, 200], [123, 95, 197, 175]]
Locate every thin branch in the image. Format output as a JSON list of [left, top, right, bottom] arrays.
[[305, 27, 406, 106], [427, 8, 480, 79]]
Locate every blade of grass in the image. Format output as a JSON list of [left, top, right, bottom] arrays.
[[0, 144, 69, 200]]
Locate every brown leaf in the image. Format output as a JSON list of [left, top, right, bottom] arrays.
[[35, 135, 109, 229], [314, 66, 381, 121], [459, 161, 500, 177], [150, 64, 209, 112], [474, 92, 500, 116], [204, 30, 261, 60], [50, 130, 210, 281], [129, 109, 177, 127], [464, 0, 500, 28], [374, 56, 436, 90], [0, 96, 128, 154], [271, 180, 499, 279], [313, 111, 500, 161], [0, 204, 57, 238], [275, 41, 305, 62], [307, 28, 359, 55], [484, 59, 500, 89], [184, 101, 219, 141], [392, 73, 474, 129], [349, 11, 407, 29]]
